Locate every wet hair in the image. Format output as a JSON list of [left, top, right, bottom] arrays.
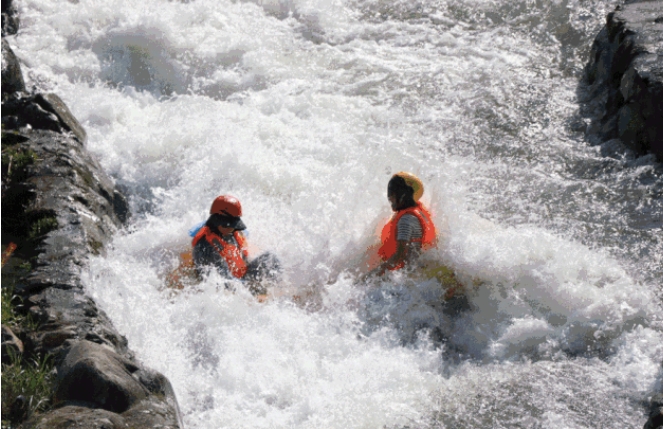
[[387, 175, 416, 210]]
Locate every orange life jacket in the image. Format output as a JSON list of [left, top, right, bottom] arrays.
[[192, 226, 249, 278], [378, 202, 436, 270]]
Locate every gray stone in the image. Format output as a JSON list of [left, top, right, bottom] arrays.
[[33, 93, 88, 144], [2, 129, 123, 295], [644, 393, 663, 429], [582, 0, 663, 161], [1, 324, 24, 363], [48, 341, 183, 428], [24, 288, 128, 357], [2, 38, 25, 95], [1, 0, 19, 36], [24, 405, 128, 429], [121, 396, 181, 429], [54, 340, 148, 413], [133, 369, 184, 428], [0, 4, 180, 425], [2, 93, 87, 143]]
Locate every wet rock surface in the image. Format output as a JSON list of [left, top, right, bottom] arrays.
[[2, 38, 25, 94], [582, 0, 663, 161], [582, 3, 663, 428], [2, 93, 88, 143], [2, 28, 182, 429], [54, 341, 149, 413], [1, 0, 19, 37], [644, 393, 663, 429]]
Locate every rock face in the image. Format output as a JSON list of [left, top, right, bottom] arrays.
[[644, 393, 663, 429], [582, 0, 663, 161], [2, 38, 25, 94], [2, 93, 88, 143], [2, 23, 182, 429], [1, 0, 19, 36]]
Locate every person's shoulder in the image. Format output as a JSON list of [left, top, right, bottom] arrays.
[[398, 213, 419, 224]]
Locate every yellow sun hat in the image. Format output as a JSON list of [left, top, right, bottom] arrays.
[[394, 171, 424, 201]]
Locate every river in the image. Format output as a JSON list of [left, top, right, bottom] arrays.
[[11, 0, 663, 427]]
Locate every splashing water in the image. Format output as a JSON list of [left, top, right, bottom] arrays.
[[11, 0, 663, 427]]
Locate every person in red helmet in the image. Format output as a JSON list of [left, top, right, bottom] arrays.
[[365, 172, 437, 278], [192, 195, 280, 295]]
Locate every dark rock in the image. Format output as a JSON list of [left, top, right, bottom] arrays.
[[1, 324, 24, 363], [1, 93, 87, 143], [0, 7, 180, 423], [27, 400, 182, 429], [54, 340, 148, 413], [582, 0, 663, 161], [2, 38, 25, 95], [9, 395, 29, 426], [1, 0, 19, 36], [133, 368, 184, 428], [121, 396, 182, 429], [48, 341, 183, 428], [2, 129, 123, 295], [644, 393, 663, 429], [24, 405, 128, 429], [22, 101, 63, 132], [24, 288, 128, 356], [113, 189, 130, 224], [34, 93, 88, 144]]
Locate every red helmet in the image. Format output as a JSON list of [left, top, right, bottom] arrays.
[[210, 195, 242, 217]]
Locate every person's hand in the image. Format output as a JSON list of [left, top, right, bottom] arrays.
[[358, 265, 385, 284]]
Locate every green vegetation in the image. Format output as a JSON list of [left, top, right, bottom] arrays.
[[1, 121, 56, 428], [1, 260, 32, 327], [1, 352, 55, 426], [28, 216, 58, 240], [1, 136, 37, 183], [2, 257, 52, 427]]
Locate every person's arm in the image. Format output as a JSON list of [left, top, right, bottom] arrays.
[[365, 240, 411, 278]]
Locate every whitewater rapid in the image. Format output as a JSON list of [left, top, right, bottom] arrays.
[[10, 0, 663, 427]]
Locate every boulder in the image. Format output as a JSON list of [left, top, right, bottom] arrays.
[[1, 0, 19, 36], [0, 5, 180, 428], [1, 125, 179, 427], [46, 341, 183, 428], [582, 0, 663, 161], [54, 340, 148, 413], [2, 93, 87, 143], [25, 288, 128, 357], [24, 405, 128, 429], [643, 393, 663, 429], [1, 324, 24, 363], [2, 38, 25, 95]]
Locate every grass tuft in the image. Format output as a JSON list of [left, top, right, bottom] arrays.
[[1, 352, 55, 425]]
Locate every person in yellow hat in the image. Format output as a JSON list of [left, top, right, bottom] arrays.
[[365, 172, 437, 277]]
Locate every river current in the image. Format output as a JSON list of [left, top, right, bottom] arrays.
[[10, 0, 663, 427]]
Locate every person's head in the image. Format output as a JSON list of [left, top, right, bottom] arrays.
[[387, 172, 424, 211], [207, 195, 246, 236]]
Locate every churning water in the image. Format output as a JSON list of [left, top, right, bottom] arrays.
[[10, 0, 663, 427]]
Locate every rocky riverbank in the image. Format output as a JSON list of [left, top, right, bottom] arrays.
[[581, 0, 663, 161], [1, 1, 182, 427], [582, 2, 663, 427]]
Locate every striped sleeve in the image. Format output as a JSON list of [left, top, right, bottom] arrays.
[[396, 214, 423, 241]]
